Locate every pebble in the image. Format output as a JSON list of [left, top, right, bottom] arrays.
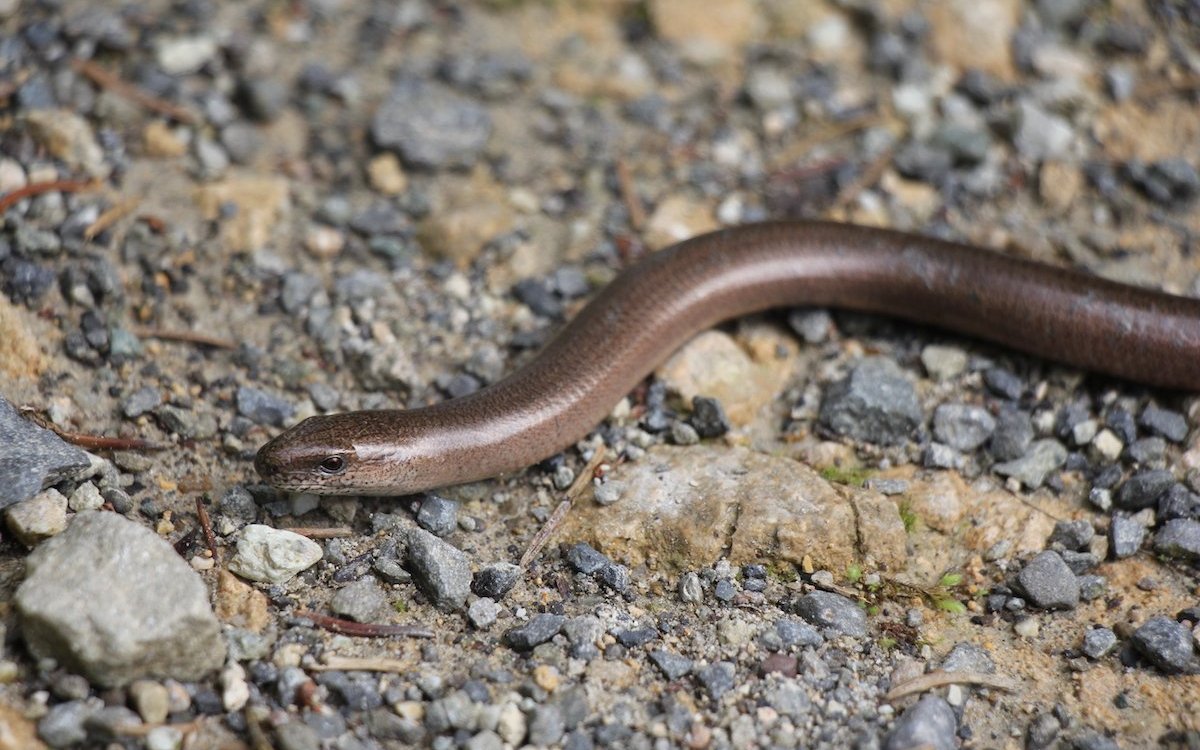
[[416, 494, 459, 536], [235, 387, 295, 427], [406, 527, 472, 611], [679, 572, 703, 603], [1082, 627, 1118, 659], [885, 695, 956, 750], [1115, 470, 1175, 510], [792, 591, 867, 637], [0, 395, 91, 510], [932, 403, 996, 451], [1109, 514, 1145, 558], [1015, 551, 1080, 610], [4, 488, 68, 547], [228, 525, 323, 583], [330, 576, 388, 622], [788, 309, 834, 344], [649, 650, 694, 680], [155, 35, 217, 75], [983, 367, 1024, 400], [775, 618, 823, 648], [121, 386, 163, 418], [14, 512, 225, 687], [566, 542, 609, 575], [941, 642, 995, 674], [1139, 404, 1188, 443], [1013, 101, 1074, 161], [689, 396, 731, 438], [993, 439, 1067, 489], [1130, 616, 1198, 674], [129, 679, 170, 724], [66, 482, 104, 512], [696, 661, 736, 700], [502, 613, 565, 651], [371, 79, 492, 169], [819, 357, 921, 446], [471, 562, 521, 599], [528, 705, 565, 746], [467, 597, 500, 629], [1047, 519, 1094, 551], [1153, 519, 1200, 563], [920, 344, 968, 381]]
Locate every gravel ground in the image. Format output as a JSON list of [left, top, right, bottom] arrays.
[[2, 0, 1200, 748]]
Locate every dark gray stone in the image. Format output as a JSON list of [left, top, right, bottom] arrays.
[[235, 386, 295, 427], [819, 357, 921, 446], [502, 613, 565, 651], [329, 576, 388, 623], [793, 591, 867, 637], [885, 695, 956, 750], [992, 440, 1067, 489], [1082, 627, 1118, 659], [0, 394, 91, 509], [689, 396, 730, 439], [1048, 519, 1094, 551], [1139, 404, 1188, 443], [1015, 551, 1080, 610], [649, 650, 693, 680], [696, 661, 735, 700], [775, 618, 823, 648], [121, 386, 162, 418], [471, 562, 521, 599], [565, 543, 609, 575], [371, 78, 491, 169], [1116, 469, 1175, 510], [1130, 616, 1198, 674]]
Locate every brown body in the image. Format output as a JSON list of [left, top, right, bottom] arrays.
[[255, 221, 1200, 495]]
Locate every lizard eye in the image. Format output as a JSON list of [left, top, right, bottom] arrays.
[[317, 455, 347, 475]]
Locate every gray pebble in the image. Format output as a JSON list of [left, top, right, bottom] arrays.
[[405, 528, 472, 610], [678, 572, 702, 603], [788, 309, 833, 344], [983, 367, 1023, 400], [1109, 515, 1145, 558], [416, 494, 459, 537], [0, 395, 92, 510], [467, 597, 500, 629], [1130, 616, 1198, 674], [993, 439, 1067, 489], [471, 562, 521, 600], [649, 650, 693, 680], [1082, 627, 1118, 659], [1048, 519, 1094, 551], [941, 642, 995, 674], [696, 661, 735, 700], [885, 695, 956, 750], [502, 613, 564, 651], [565, 542, 608, 575], [793, 590, 867, 637], [819, 357, 921, 446], [38, 699, 97, 748], [932, 403, 996, 451], [237, 77, 289, 122], [1015, 551, 1080, 610], [1153, 518, 1200, 563], [1014, 101, 1073, 161], [689, 396, 730, 439], [330, 576, 388, 623], [776, 618, 823, 648], [121, 386, 162, 418], [371, 78, 491, 169], [1078, 574, 1107, 601], [235, 387, 294, 427], [1139, 404, 1188, 443], [528, 705, 565, 746], [670, 421, 700, 446]]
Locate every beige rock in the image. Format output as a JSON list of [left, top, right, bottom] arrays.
[[650, 0, 763, 67], [143, 121, 187, 158], [367, 153, 408, 195], [214, 569, 272, 632], [24, 109, 111, 178], [928, 0, 1020, 80], [0, 293, 45, 380], [563, 445, 907, 573], [644, 195, 718, 250], [1039, 161, 1082, 214], [0, 702, 46, 750], [4, 489, 68, 548], [905, 472, 966, 533], [656, 329, 793, 426], [420, 167, 515, 266], [194, 174, 290, 252]]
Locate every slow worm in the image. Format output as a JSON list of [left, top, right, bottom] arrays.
[[255, 221, 1200, 495]]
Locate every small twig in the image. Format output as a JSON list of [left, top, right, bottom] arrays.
[[310, 655, 417, 674], [0, 178, 100, 213], [885, 669, 1020, 701], [137, 329, 238, 350], [294, 609, 435, 639], [772, 112, 881, 169], [196, 498, 220, 565], [615, 159, 647, 231], [282, 526, 355, 539], [18, 407, 167, 451], [1135, 73, 1200, 102], [71, 58, 197, 123], [84, 196, 140, 240], [519, 446, 607, 568]]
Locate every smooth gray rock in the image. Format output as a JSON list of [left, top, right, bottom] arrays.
[[932, 403, 996, 451], [1015, 551, 1080, 610], [1153, 518, 1200, 563], [15, 512, 225, 687], [993, 439, 1067, 489], [371, 78, 491, 169], [0, 394, 91, 509], [330, 576, 388, 623], [1130, 616, 1198, 674], [793, 591, 867, 637]]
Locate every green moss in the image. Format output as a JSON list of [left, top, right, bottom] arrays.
[[819, 465, 872, 486], [897, 500, 920, 533]]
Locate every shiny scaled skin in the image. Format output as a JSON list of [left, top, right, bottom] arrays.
[[255, 221, 1200, 496]]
